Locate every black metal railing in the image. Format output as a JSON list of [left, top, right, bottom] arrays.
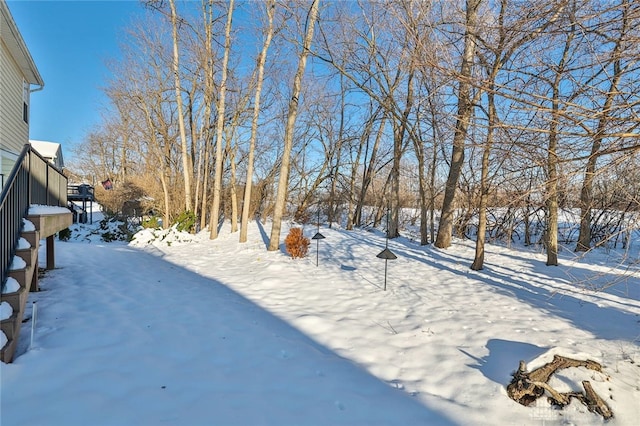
[[67, 184, 95, 201], [1, 144, 68, 293]]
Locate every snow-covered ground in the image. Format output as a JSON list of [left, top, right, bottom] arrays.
[[2, 210, 639, 425]]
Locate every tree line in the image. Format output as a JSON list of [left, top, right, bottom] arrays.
[[70, 0, 640, 268]]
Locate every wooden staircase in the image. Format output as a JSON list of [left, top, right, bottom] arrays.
[[1, 144, 71, 363], [1, 211, 71, 363], [0, 228, 40, 362]]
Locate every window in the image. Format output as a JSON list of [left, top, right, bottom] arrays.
[[23, 80, 29, 123]]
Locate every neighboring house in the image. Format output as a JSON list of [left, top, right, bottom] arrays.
[[0, 0, 44, 188], [30, 140, 64, 169]]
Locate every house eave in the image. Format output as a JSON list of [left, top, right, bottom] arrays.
[[0, 1, 44, 87]]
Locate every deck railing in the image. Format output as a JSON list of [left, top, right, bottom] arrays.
[[0, 144, 68, 293]]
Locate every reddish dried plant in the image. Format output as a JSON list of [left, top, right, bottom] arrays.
[[285, 227, 310, 259]]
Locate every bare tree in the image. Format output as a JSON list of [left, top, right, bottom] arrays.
[[471, 0, 565, 269], [545, 10, 577, 266], [209, 0, 235, 239], [268, 0, 320, 251], [353, 113, 387, 228], [435, 0, 482, 249], [197, 0, 220, 231], [240, 0, 275, 243], [168, 0, 193, 213], [346, 103, 382, 230], [576, 0, 634, 251]]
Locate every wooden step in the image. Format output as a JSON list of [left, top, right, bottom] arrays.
[[9, 256, 37, 293], [8, 268, 28, 290], [1, 313, 18, 341], [0, 337, 17, 363], [16, 245, 38, 268], [21, 230, 40, 249], [1, 285, 28, 314], [22, 231, 40, 292]]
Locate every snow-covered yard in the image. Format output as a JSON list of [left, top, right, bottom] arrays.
[[2, 214, 639, 425]]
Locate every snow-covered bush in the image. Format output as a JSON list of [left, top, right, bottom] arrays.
[[99, 218, 136, 242]]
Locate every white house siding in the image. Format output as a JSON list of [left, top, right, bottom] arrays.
[[0, 148, 18, 187], [0, 38, 30, 184]]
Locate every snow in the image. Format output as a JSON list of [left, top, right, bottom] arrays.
[[0, 331, 6, 350], [1, 213, 639, 425], [22, 218, 35, 232], [29, 140, 63, 164], [1, 277, 20, 294], [16, 237, 30, 250], [28, 204, 70, 215], [0, 301, 13, 320], [9, 255, 26, 271]]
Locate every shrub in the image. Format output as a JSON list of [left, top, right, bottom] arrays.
[[174, 210, 196, 233], [99, 218, 136, 242], [58, 228, 71, 241], [142, 216, 161, 229], [285, 227, 310, 259]]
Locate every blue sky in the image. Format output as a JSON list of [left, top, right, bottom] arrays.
[[8, 0, 144, 160]]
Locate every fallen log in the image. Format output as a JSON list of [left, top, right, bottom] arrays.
[[506, 354, 612, 420]]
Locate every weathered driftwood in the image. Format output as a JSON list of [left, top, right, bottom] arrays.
[[506, 354, 613, 420], [583, 380, 614, 420]]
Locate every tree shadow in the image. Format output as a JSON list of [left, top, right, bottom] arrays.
[[322, 228, 639, 343], [459, 339, 550, 385], [11, 240, 456, 425], [255, 218, 270, 249], [388, 235, 640, 343]]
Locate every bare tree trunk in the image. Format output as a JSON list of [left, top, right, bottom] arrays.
[[435, 0, 481, 248], [348, 105, 380, 230], [228, 139, 238, 233], [328, 78, 346, 228], [576, 0, 629, 252], [388, 129, 402, 238], [159, 171, 171, 230], [209, 0, 235, 239], [168, 0, 192, 212], [346, 136, 362, 231], [546, 21, 575, 266], [268, 0, 320, 251], [426, 94, 441, 244], [471, 91, 494, 270], [413, 135, 428, 245], [199, 137, 211, 230], [546, 123, 560, 266], [199, 0, 216, 231], [388, 69, 414, 239], [328, 128, 344, 228], [187, 86, 201, 221], [354, 114, 386, 227], [240, 0, 275, 243]]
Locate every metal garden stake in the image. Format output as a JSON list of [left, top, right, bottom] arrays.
[[311, 209, 325, 266], [376, 209, 397, 290]]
